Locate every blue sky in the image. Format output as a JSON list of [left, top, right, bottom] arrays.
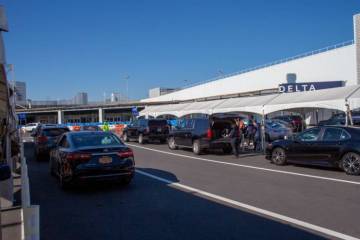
[[2, 0, 360, 101]]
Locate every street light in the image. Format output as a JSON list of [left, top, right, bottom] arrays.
[[123, 75, 130, 102]]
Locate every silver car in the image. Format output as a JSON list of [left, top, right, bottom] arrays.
[[265, 120, 293, 142]]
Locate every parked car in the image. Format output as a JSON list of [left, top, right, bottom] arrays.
[[32, 123, 59, 136], [271, 115, 305, 132], [73, 125, 102, 131], [168, 117, 238, 155], [265, 120, 293, 142], [266, 126, 360, 175], [318, 116, 360, 126], [34, 126, 70, 160], [23, 123, 40, 132], [49, 131, 134, 188], [122, 119, 169, 144]]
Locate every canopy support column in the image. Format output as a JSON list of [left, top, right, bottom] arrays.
[[261, 111, 266, 154]]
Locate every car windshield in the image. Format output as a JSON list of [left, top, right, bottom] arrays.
[[71, 133, 123, 148], [43, 128, 68, 137], [149, 120, 168, 127], [266, 121, 284, 129], [82, 125, 101, 131]]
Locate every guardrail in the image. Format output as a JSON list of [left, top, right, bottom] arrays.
[[20, 140, 40, 240], [183, 40, 355, 89]]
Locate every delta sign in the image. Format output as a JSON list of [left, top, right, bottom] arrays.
[[278, 81, 344, 93]]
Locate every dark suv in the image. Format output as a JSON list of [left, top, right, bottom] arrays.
[[122, 119, 169, 144], [168, 118, 237, 155], [34, 126, 69, 160]]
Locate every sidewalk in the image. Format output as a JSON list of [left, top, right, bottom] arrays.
[[1, 166, 22, 240]]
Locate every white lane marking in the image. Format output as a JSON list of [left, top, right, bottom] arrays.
[[128, 144, 360, 186], [136, 169, 360, 240]]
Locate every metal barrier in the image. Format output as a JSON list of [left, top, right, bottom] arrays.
[[20, 141, 40, 240]]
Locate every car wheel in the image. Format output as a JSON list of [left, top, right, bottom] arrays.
[[58, 164, 71, 190], [160, 139, 166, 144], [341, 152, 360, 175], [138, 134, 144, 144], [193, 140, 201, 155], [271, 147, 287, 165], [123, 132, 129, 142], [168, 137, 178, 150]]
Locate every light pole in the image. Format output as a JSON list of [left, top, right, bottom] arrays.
[[124, 75, 130, 102]]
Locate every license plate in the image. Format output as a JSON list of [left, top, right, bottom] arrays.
[[99, 156, 112, 164], [157, 128, 162, 132]]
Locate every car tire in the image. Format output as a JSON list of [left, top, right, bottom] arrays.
[[58, 164, 72, 190], [341, 152, 360, 175], [168, 137, 178, 150], [193, 140, 201, 155], [123, 132, 129, 142], [271, 147, 287, 165], [160, 139, 166, 144], [138, 134, 145, 144]]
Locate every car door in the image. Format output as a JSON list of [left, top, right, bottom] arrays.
[[287, 127, 323, 163], [127, 120, 139, 138], [315, 127, 351, 166], [182, 119, 196, 147], [175, 119, 194, 147], [51, 135, 69, 174]]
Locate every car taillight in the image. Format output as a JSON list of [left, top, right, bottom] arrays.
[[207, 129, 213, 139], [66, 152, 92, 162], [37, 136, 48, 143], [117, 149, 134, 158]]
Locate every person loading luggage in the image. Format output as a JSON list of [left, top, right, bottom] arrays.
[[229, 120, 241, 158]]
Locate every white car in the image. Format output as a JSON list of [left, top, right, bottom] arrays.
[[23, 123, 40, 132]]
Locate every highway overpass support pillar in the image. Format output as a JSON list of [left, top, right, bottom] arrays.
[[98, 108, 104, 123], [57, 110, 64, 124]]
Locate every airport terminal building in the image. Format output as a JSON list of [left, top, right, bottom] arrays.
[[137, 14, 360, 125], [18, 14, 360, 126]]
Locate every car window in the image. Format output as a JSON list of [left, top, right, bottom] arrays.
[[71, 133, 123, 148], [340, 130, 351, 140], [59, 136, 69, 148], [43, 128, 69, 137], [177, 119, 195, 129], [138, 119, 146, 127], [149, 120, 167, 127], [82, 126, 100, 131], [322, 128, 343, 141], [131, 120, 139, 127], [297, 128, 321, 142]]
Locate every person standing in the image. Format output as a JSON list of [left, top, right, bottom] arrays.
[[229, 121, 241, 158]]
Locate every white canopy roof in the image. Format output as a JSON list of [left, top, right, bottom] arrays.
[[140, 85, 360, 118], [263, 85, 360, 114], [212, 94, 278, 115]]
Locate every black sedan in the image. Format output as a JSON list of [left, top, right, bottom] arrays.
[[266, 126, 360, 175], [49, 131, 135, 188]]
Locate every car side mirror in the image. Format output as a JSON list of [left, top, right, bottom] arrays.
[[0, 164, 11, 181]]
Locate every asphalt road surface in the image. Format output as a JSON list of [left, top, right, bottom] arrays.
[[26, 141, 360, 240]]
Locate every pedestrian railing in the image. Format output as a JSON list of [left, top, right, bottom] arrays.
[[20, 139, 40, 240]]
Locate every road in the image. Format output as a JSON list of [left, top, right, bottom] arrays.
[[25, 141, 360, 240]]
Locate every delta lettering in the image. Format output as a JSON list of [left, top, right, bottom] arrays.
[[278, 84, 316, 93]]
